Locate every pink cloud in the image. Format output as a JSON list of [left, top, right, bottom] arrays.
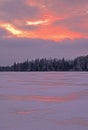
[[0, 0, 88, 40]]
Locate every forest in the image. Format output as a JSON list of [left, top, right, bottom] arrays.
[[0, 55, 88, 71]]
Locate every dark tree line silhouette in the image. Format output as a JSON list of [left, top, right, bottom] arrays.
[[0, 55, 88, 71]]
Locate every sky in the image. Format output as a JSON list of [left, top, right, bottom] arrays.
[[0, 0, 88, 65]]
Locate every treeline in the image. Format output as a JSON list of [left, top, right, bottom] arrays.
[[0, 55, 88, 71]]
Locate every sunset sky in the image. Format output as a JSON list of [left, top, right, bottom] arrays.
[[0, 0, 88, 65]]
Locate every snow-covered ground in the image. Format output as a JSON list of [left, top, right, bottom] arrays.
[[0, 72, 88, 130]]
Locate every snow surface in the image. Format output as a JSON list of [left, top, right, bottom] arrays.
[[0, 72, 88, 130]]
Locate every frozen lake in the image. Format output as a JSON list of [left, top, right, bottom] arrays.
[[0, 72, 88, 130]]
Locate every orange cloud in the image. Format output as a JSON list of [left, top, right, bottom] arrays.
[[0, 0, 88, 41], [0, 15, 88, 41], [0, 22, 83, 41]]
